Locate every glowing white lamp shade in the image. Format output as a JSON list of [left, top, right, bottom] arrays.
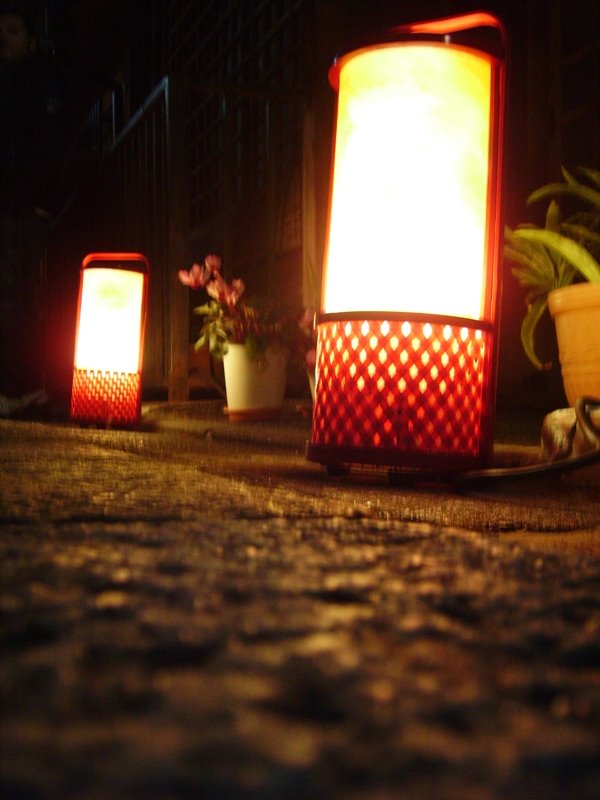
[[324, 45, 492, 320]]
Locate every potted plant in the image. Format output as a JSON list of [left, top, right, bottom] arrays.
[[505, 166, 600, 405], [179, 254, 289, 420]]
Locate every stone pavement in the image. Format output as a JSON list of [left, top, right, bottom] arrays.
[[1, 402, 599, 799]]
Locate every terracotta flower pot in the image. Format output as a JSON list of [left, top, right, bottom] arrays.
[[548, 283, 600, 406], [222, 342, 288, 421]]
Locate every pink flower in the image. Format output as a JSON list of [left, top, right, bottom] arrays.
[[205, 272, 226, 302], [204, 253, 222, 273], [207, 274, 245, 308], [178, 261, 212, 289], [179, 252, 276, 358], [178, 254, 223, 289], [228, 278, 245, 305]]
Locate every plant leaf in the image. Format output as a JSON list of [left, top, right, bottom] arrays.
[[576, 166, 600, 191], [545, 199, 561, 231], [527, 181, 600, 211], [561, 222, 600, 250], [505, 226, 559, 290], [561, 166, 578, 186], [193, 301, 215, 316], [520, 295, 550, 371], [513, 228, 600, 283]]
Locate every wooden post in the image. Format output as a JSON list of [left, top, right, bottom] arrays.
[[166, 78, 190, 401]]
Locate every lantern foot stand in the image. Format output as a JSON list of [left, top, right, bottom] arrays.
[[306, 444, 489, 482]]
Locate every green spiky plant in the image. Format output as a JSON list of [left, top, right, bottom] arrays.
[[505, 166, 600, 370]]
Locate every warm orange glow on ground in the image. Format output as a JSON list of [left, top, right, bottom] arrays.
[[74, 268, 145, 373], [323, 43, 492, 320]]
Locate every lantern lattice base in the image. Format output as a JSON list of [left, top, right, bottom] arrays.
[[71, 369, 142, 427], [306, 317, 496, 475]]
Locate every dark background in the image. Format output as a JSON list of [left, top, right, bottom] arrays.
[[8, 0, 600, 410]]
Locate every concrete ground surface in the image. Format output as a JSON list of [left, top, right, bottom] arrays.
[[1, 400, 599, 800]]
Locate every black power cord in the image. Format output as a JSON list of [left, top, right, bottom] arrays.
[[454, 397, 600, 490]]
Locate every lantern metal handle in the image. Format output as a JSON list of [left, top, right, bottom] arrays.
[[328, 12, 506, 90], [391, 11, 506, 53]]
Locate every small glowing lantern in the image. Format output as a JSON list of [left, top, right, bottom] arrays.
[[71, 253, 149, 427], [307, 13, 506, 476]]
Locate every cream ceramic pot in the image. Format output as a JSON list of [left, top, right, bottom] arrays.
[[548, 283, 600, 406]]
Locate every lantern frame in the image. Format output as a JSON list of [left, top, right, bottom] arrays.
[[307, 12, 507, 477], [70, 252, 149, 428]]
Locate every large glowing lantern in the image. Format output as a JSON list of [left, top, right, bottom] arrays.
[[71, 253, 149, 427], [307, 12, 506, 476]]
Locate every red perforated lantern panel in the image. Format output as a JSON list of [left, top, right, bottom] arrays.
[[71, 369, 142, 427], [307, 318, 496, 474]]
